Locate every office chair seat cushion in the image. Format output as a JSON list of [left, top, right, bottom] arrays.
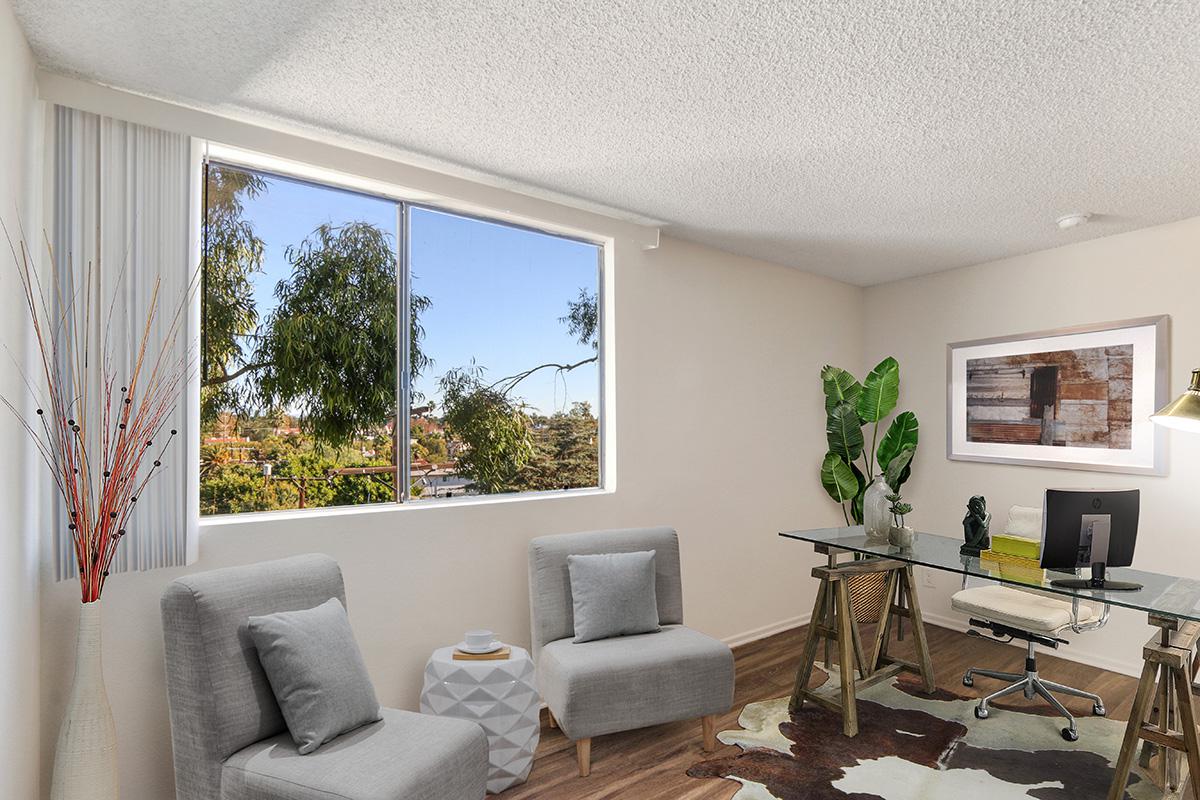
[[951, 585, 1094, 633]]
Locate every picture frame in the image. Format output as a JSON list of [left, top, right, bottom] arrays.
[[946, 316, 1169, 475]]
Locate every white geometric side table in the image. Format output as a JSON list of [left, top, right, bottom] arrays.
[[419, 645, 540, 794]]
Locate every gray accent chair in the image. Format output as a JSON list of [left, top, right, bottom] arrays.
[[528, 527, 735, 776], [161, 554, 488, 800]]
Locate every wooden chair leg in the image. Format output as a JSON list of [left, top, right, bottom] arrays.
[[576, 738, 591, 777], [702, 715, 717, 751], [547, 708, 557, 729]]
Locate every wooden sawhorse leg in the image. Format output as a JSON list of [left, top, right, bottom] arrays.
[[789, 573, 829, 715], [789, 570, 860, 735], [790, 558, 935, 737], [872, 566, 935, 693], [1109, 616, 1200, 800]]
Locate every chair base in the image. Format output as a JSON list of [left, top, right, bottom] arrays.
[[963, 640, 1105, 741]]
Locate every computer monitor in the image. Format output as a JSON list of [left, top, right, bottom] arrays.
[[1039, 488, 1142, 591]]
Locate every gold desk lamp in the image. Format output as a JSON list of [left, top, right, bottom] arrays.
[[1151, 369, 1200, 432]]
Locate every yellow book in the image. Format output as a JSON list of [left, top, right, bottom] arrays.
[[980, 548, 1040, 567], [980, 555, 1045, 586], [992, 534, 1040, 560]]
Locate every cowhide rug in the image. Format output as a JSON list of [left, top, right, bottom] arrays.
[[688, 667, 1158, 799]]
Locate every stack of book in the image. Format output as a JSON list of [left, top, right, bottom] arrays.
[[980, 534, 1044, 585]]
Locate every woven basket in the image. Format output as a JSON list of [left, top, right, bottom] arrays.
[[846, 572, 889, 623]]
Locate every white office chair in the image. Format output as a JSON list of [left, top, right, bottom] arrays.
[[952, 506, 1111, 742]]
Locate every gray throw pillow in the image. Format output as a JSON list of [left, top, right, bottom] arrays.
[[567, 550, 661, 643], [248, 597, 382, 754]]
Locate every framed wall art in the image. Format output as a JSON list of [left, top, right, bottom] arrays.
[[947, 316, 1169, 475]]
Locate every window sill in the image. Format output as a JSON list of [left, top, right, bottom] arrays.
[[197, 485, 614, 531]]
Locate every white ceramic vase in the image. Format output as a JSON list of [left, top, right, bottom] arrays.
[[889, 524, 915, 549], [51, 601, 119, 800], [863, 475, 891, 540]]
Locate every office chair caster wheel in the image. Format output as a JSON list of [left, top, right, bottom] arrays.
[[974, 706, 988, 719], [1093, 704, 1106, 717], [962, 675, 973, 687], [1061, 727, 1078, 742]]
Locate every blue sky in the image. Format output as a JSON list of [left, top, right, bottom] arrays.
[[234, 171, 600, 416]]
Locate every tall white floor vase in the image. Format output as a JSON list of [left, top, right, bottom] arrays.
[[51, 601, 119, 800]]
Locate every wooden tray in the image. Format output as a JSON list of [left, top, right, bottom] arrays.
[[452, 646, 511, 661]]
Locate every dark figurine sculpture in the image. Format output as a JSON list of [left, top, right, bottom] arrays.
[[961, 495, 991, 556]]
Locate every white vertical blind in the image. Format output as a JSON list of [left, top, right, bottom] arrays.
[[52, 106, 197, 578]]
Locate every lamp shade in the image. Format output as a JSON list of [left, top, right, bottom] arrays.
[[1150, 368, 1200, 433]]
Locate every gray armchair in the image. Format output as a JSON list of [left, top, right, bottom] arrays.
[[528, 527, 734, 776], [161, 554, 488, 800]]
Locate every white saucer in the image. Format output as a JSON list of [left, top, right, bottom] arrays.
[[456, 640, 503, 654]]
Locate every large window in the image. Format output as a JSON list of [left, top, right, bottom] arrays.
[[199, 160, 603, 516]]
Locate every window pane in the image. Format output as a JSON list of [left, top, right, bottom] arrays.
[[200, 164, 399, 515], [408, 207, 601, 499]]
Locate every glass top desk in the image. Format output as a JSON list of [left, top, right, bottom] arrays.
[[779, 526, 1200, 624], [779, 526, 1200, 800]]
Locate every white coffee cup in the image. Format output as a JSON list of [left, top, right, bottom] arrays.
[[465, 629, 495, 649]]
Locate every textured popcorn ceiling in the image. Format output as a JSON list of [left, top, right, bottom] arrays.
[[11, 1, 1200, 285]]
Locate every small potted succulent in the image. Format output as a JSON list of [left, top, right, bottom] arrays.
[[887, 492, 915, 548]]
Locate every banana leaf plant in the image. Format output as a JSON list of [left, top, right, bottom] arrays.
[[819, 357, 918, 526]]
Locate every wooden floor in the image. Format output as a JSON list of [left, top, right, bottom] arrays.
[[500, 620, 1142, 799]]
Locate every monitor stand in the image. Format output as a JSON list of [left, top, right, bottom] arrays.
[[1050, 562, 1142, 592]]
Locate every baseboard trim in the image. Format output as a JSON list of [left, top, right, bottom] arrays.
[[723, 614, 810, 649], [720, 610, 1141, 679]]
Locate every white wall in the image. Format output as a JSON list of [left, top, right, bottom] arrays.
[[32, 85, 862, 797], [864, 215, 1200, 676], [36, 57, 1200, 800], [0, 1, 41, 798]]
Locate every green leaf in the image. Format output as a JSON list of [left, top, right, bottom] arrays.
[[851, 463, 867, 524], [885, 445, 915, 492], [877, 411, 919, 472], [820, 365, 863, 415], [825, 402, 864, 462], [820, 452, 860, 504], [857, 356, 900, 423]]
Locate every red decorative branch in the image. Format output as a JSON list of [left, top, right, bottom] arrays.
[[2, 226, 195, 602]]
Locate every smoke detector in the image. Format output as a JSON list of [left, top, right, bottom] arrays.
[[1056, 212, 1092, 230]]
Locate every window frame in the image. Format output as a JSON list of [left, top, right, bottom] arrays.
[[198, 143, 611, 519]]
